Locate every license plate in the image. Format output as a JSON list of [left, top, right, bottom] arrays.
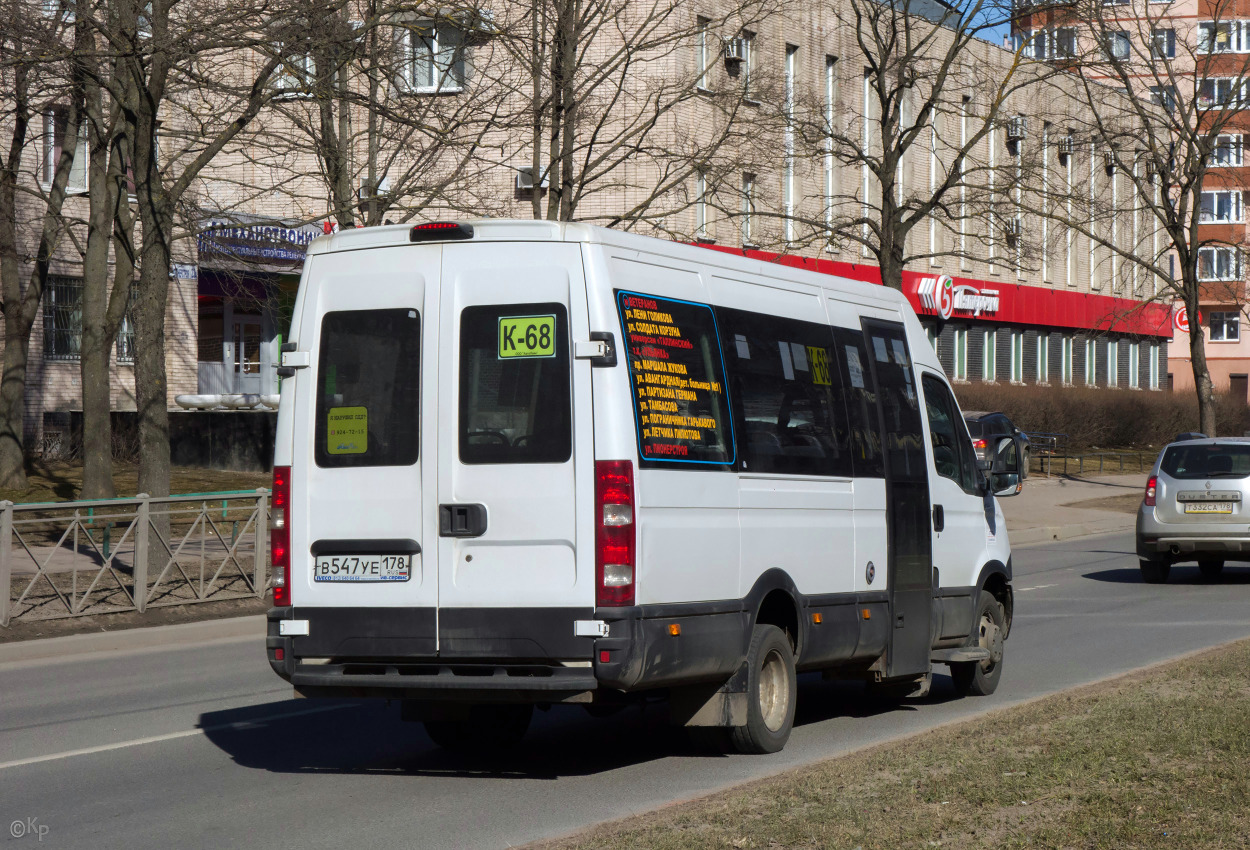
[[1184, 502, 1233, 514], [314, 554, 411, 582]]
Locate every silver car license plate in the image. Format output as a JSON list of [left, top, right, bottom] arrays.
[[313, 554, 411, 582], [1184, 502, 1233, 514]]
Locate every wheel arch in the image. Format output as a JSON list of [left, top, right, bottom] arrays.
[[744, 568, 802, 656], [975, 558, 1014, 639]]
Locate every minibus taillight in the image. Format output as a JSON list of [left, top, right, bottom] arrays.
[[271, 465, 291, 606], [1145, 475, 1157, 507], [595, 460, 635, 607]]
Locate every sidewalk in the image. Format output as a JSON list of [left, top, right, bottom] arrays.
[[1002, 471, 1143, 546]]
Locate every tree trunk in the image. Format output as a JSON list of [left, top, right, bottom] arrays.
[[79, 77, 118, 500], [1186, 292, 1218, 436]]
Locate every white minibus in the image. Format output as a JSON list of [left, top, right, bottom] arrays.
[[266, 220, 1019, 754]]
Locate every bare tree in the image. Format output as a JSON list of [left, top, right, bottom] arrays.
[[0, 3, 80, 490], [1039, 0, 1250, 434], [105, 0, 286, 498], [785, 0, 1049, 291]]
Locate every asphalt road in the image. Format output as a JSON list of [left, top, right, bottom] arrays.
[[3, 531, 1250, 850]]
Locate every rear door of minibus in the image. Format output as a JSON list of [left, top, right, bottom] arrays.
[[288, 246, 440, 656]]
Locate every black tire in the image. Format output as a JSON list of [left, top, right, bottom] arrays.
[[423, 703, 533, 753], [728, 624, 797, 754], [1198, 559, 1225, 580], [950, 590, 1006, 697], [1139, 558, 1170, 584]]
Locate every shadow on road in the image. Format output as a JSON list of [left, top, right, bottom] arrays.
[[199, 673, 958, 777], [1083, 567, 1250, 585]]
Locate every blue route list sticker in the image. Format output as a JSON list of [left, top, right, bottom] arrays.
[[327, 406, 368, 454]]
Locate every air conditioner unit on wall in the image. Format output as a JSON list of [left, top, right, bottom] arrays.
[[724, 36, 746, 69], [1056, 135, 1074, 165], [515, 166, 549, 191], [1007, 116, 1027, 141], [1104, 150, 1117, 174], [1004, 216, 1022, 245]]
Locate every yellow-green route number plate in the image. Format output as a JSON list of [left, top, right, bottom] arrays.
[[498, 314, 557, 359], [327, 406, 368, 454]]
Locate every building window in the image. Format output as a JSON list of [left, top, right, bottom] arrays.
[[1149, 343, 1159, 389], [1198, 78, 1244, 108], [1011, 331, 1023, 382], [740, 30, 756, 98], [1062, 335, 1073, 385], [783, 44, 797, 244], [954, 327, 967, 380], [741, 172, 755, 247], [1038, 334, 1049, 384], [983, 329, 997, 382], [926, 325, 938, 351], [1149, 86, 1177, 112], [695, 172, 708, 240], [1211, 135, 1244, 167], [405, 21, 466, 93], [1200, 190, 1244, 223], [272, 51, 316, 98], [1129, 342, 1140, 388], [1085, 338, 1098, 386], [1198, 246, 1242, 281], [824, 56, 837, 243], [1151, 28, 1176, 59], [42, 109, 87, 193], [1197, 21, 1250, 54], [1210, 311, 1241, 341], [695, 16, 712, 90], [42, 276, 136, 363], [1107, 339, 1119, 387], [1103, 31, 1131, 61]]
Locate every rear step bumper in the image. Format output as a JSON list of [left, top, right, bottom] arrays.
[[290, 661, 598, 702]]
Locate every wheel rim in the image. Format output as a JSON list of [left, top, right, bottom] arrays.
[[977, 611, 1003, 672], [757, 648, 790, 732]]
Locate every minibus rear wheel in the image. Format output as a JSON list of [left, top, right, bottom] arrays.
[[729, 624, 796, 754]]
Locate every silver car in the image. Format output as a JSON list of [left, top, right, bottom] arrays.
[[1136, 437, 1250, 583]]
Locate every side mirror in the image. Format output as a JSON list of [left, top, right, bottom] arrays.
[[991, 472, 1022, 497], [992, 436, 1020, 474]]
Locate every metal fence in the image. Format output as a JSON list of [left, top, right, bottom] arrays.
[[1, 489, 269, 627], [1025, 431, 1156, 477]]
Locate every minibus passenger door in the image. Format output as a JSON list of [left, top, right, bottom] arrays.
[[861, 320, 932, 679]]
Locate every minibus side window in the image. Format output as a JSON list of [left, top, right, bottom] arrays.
[[921, 373, 980, 494], [617, 291, 734, 468], [314, 308, 420, 468], [459, 302, 572, 465], [716, 308, 850, 477], [831, 327, 884, 478]]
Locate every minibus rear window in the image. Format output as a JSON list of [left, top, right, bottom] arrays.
[[314, 309, 420, 468], [459, 302, 572, 464]]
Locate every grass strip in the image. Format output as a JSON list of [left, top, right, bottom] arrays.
[[536, 639, 1250, 850]]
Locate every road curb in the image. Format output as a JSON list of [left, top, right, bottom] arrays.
[[0, 614, 266, 668], [1010, 517, 1133, 545]]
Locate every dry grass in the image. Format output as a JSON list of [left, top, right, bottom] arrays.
[[533, 640, 1250, 850], [0, 460, 271, 505]]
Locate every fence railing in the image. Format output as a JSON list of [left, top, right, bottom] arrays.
[[1024, 430, 1156, 477], [1, 489, 269, 627]]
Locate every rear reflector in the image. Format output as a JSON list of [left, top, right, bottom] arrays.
[[410, 221, 474, 242], [595, 460, 635, 607], [271, 465, 291, 606], [1145, 474, 1157, 507]]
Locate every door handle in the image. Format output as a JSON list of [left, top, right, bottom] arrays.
[[932, 504, 944, 532], [439, 503, 488, 537]]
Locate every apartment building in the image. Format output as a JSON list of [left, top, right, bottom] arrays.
[[3, 0, 1172, 451], [1013, 0, 1249, 398]]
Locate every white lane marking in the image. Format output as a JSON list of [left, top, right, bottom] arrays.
[[0, 703, 352, 771], [1016, 584, 1057, 592]]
